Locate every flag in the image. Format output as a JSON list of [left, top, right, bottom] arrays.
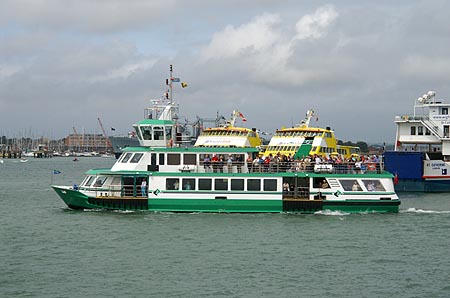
[[53, 170, 61, 174], [111, 127, 116, 131], [238, 112, 247, 122], [171, 77, 180, 82], [181, 82, 188, 88]]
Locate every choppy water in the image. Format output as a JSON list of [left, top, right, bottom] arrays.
[[1, 157, 450, 298]]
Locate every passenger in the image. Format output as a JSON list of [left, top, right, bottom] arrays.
[[352, 181, 360, 191], [218, 155, 225, 172], [227, 154, 233, 172], [203, 154, 211, 171], [173, 181, 179, 190], [367, 181, 375, 191], [184, 181, 191, 190], [321, 179, 329, 188], [141, 179, 147, 196], [211, 154, 219, 172], [283, 182, 290, 194]]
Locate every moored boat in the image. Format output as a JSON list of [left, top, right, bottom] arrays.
[[264, 110, 360, 159], [384, 91, 450, 192], [194, 110, 262, 148]]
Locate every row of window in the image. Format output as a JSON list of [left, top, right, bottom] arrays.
[[410, 126, 432, 136], [165, 178, 278, 192], [274, 131, 324, 137], [138, 126, 172, 141], [119, 152, 248, 165], [201, 131, 257, 137], [266, 145, 300, 153], [119, 152, 144, 163]]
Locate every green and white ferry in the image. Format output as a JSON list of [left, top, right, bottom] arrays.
[[52, 130, 400, 214]]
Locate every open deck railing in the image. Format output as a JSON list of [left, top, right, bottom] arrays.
[[192, 160, 385, 175]]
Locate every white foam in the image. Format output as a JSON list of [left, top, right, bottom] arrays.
[[314, 210, 350, 216], [402, 208, 450, 214]]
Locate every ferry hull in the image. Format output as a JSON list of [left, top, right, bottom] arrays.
[[394, 179, 450, 192], [52, 186, 92, 210], [52, 188, 399, 213], [148, 198, 281, 213]]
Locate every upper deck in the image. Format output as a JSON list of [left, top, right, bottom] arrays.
[[108, 146, 386, 177], [394, 91, 450, 155]]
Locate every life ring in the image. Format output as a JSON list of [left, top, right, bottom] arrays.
[[367, 163, 376, 171]]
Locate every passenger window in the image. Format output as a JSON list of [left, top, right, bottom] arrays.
[[198, 179, 212, 190], [215, 179, 228, 191], [130, 153, 144, 163], [264, 179, 277, 191], [121, 153, 133, 163], [231, 179, 244, 191], [247, 179, 261, 191], [166, 178, 179, 190]]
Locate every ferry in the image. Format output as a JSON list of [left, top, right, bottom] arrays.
[[264, 110, 360, 159], [52, 114, 400, 213], [384, 91, 450, 192], [194, 110, 262, 148]]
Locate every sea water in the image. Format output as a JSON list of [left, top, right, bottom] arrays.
[[1, 157, 450, 298]]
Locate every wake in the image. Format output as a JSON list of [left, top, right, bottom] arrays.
[[401, 207, 450, 214]]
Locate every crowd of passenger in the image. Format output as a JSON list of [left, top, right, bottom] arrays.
[[202, 152, 383, 174]]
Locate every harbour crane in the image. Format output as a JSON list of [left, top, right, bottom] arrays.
[[97, 117, 112, 148], [72, 126, 82, 151]]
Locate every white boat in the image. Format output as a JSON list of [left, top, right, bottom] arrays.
[[384, 91, 450, 192]]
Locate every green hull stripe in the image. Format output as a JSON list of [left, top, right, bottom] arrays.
[[148, 199, 282, 213]]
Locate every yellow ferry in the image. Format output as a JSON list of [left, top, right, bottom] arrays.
[[194, 110, 262, 148], [264, 110, 360, 159]]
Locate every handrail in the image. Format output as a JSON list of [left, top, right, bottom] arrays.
[[190, 160, 385, 175]]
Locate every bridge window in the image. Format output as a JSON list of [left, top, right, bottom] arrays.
[[153, 127, 164, 140], [418, 126, 423, 136], [442, 108, 448, 115], [165, 126, 172, 139], [410, 126, 416, 135], [141, 127, 152, 140]]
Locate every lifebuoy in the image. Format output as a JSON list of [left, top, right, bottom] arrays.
[[367, 163, 376, 171]]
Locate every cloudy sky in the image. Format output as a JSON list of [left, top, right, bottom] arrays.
[[1, 0, 450, 143]]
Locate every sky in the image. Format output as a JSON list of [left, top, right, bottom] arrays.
[[1, 0, 450, 144]]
